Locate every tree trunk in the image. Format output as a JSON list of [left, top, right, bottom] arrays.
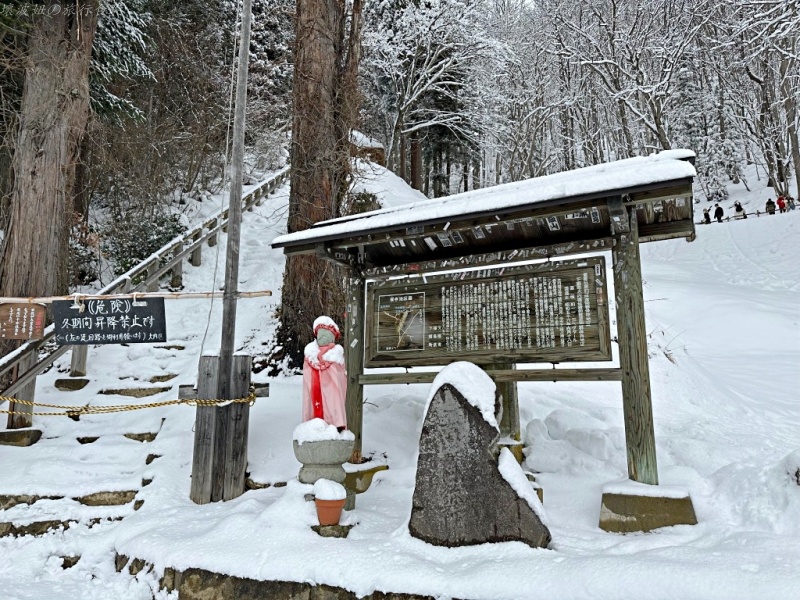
[[780, 50, 800, 200], [399, 132, 407, 181], [279, 0, 363, 367], [410, 132, 423, 191], [73, 135, 92, 222], [0, 1, 98, 299]]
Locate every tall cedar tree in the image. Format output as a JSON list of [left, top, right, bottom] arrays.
[[278, 0, 363, 368], [0, 1, 99, 298]]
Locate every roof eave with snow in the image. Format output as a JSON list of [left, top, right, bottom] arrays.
[[273, 151, 696, 273]]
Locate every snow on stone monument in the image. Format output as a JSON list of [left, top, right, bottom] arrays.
[[409, 362, 551, 548]]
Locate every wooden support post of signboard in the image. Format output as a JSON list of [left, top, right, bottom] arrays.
[[6, 351, 36, 429], [345, 274, 366, 464], [190, 354, 251, 504], [170, 242, 184, 288], [70, 346, 88, 377], [611, 204, 658, 485], [490, 363, 520, 441]]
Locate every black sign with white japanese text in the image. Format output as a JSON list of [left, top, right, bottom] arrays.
[[52, 298, 167, 346]]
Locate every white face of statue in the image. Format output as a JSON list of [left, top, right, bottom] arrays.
[[316, 328, 336, 346]]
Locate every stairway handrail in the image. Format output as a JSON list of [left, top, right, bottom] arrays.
[[0, 166, 290, 399]]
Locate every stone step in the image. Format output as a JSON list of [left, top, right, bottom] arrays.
[[99, 386, 172, 398], [115, 556, 460, 599], [54, 378, 90, 391], [0, 428, 42, 446], [0, 496, 137, 538], [0, 516, 120, 538]]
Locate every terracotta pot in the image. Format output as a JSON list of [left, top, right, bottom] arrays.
[[315, 497, 346, 526]]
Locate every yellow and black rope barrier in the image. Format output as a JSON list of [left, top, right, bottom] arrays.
[[0, 392, 256, 419]]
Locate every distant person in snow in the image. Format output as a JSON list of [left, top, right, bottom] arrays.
[[302, 316, 347, 431], [777, 196, 787, 213], [766, 198, 777, 215], [702, 208, 711, 224], [788, 197, 796, 211], [734, 201, 747, 219], [714, 203, 724, 223]]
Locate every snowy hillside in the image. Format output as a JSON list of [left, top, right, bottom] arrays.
[[0, 177, 798, 599]]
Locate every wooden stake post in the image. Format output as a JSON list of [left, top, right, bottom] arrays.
[[190, 354, 252, 504]]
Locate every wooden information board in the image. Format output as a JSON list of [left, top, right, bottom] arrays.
[[52, 298, 167, 346], [365, 257, 611, 367], [0, 303, 46, 340]]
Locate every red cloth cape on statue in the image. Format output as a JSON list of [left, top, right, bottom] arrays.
[[302, 342, 347, 429]]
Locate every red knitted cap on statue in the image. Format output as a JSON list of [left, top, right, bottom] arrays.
[[313, 316, 340, 340]]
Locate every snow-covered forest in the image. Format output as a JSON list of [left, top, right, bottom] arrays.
[[2, 1, 799, 291], [360, 0, 800, 201]]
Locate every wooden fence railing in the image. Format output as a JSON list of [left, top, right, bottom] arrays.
[[0, 166, 289, 416]]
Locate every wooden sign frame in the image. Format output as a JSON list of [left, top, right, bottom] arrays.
[[365, 257, 611, 368]]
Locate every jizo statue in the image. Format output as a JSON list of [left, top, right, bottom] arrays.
[[302, 316, 347, 430]]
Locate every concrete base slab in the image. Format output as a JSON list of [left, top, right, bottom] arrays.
[[0, 428, 42, 446], [599, 491, 697, 533]]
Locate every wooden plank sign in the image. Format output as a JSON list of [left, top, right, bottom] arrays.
[[365, 257, 611, 368], [52, 297, 167, 346], [0, 303, 47, 340]]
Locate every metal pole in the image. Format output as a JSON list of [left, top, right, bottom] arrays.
[[219, 0, 253, 401]]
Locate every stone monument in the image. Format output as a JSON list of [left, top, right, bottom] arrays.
[[408, 362, 551, 549]]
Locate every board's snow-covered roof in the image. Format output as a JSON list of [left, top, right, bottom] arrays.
[[273, 151, 695, 249]]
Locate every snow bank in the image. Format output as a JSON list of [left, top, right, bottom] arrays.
[[350, 159, 427, 209]]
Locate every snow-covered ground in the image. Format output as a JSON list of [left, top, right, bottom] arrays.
[[0, 167, 798, 599]]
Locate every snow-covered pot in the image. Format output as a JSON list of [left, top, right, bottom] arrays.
[[314, 479, 347, 526]]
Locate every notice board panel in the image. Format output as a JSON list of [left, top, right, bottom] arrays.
[[0, 303, 46, 340], [52, 297, 167, 346], [365, 257, 611, 368]]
